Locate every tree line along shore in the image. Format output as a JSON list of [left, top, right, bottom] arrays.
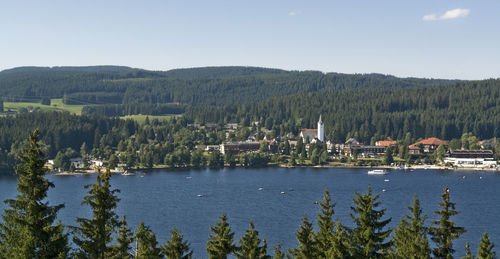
[[0, 110, 499, 175]]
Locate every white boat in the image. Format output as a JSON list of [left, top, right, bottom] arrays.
[[368, 169, 388, 175], [121, 171, 134, 176], [258, 187, 264, 191]]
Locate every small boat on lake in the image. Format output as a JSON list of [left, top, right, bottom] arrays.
[[368, 169, 388, 175], [121, 171, 134, 176]]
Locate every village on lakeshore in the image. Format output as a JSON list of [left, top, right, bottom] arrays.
[[46, 115, 500, 174]]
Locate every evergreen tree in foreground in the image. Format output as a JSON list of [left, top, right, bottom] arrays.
[[325, 221, 350, 259], [135, 222, 162, 259], [477, 232, 496, 259], [462, 241, 474, 259], [391, 195, 431, 258], [110, 215, 134, 259], [273, 243, 285, 259], [350, 186, 392, 259], [429, 187, 465, 259], [315, 189, 336, 257], [0, 129, 69, 258], [73, 169, 121, 258], [291, 216, 319, 259], [207, 213, 236, 259], [235, 221, 269, 259], [161, 227, 193, 259]]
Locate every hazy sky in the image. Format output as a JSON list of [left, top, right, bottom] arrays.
[[1, 0, 499, 79]]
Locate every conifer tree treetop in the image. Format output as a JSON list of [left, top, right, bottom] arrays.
[[0, 129, 69, 258]]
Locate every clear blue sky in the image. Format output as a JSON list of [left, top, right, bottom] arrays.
[[1, 0, 499, 79]]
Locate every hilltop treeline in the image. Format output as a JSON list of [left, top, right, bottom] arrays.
[[0, 131, 497, 258], [0, 66, 454, 106], [186, 79, 500, 142]]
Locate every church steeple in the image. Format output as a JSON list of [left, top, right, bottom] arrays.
[[317, 115, 324, 142]]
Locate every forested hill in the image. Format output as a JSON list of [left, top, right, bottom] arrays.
[[163, 66, 288, 79], [186, 78, 500, 142], [0, 66, 456, 106]]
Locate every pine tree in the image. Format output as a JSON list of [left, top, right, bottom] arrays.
[[429, 187, 465, 259], [477, 232, 496, 259], [207, 213, 236, 259], [391, 195, 431, 258], [161, 227, 193, 259], [135, 222, 162, 259], [435, 144, 446, 163], [325, 221, 350, 259], [383, 146, 394, 165], [291, 216, 319, 259], [315, 189, 335, 257], [0, 130, 69, 258], [235, 221, 269, 259], [462, 241, 474, 259], [73, 169, 121, 258], [80, 142, 89, 168], [273, 243, 285, 259], [350, 186, 392, 259], [110, 215, 133, 259]]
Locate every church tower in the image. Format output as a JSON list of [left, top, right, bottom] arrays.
[[317, 115, 325, 142]]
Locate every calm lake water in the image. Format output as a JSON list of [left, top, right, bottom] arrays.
[[1, 167, 499, 258]]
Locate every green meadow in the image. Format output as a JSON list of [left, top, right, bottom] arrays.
[[3, 99, 85, 115]]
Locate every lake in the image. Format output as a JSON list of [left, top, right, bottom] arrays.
[[1, 167, 499, 258]]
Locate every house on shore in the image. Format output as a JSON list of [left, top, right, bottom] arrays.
[[220, 141, 260, 154], [344, 145, 386, 158], [195, 145, 220, 152], [444, 150, 497, 168], [409, 137, 448, 154], [375, 140, 397, 147]]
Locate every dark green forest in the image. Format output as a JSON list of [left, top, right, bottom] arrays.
[[0, 66, 454, 106], [1, 66, 500, 172], [187, 79, 500, 143]]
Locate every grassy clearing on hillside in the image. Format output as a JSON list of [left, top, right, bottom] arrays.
[[3, 98, 85, 115], [120, 114, 181, 124]]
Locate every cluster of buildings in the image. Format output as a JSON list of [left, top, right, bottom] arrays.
[[191, 116, 498, 168]]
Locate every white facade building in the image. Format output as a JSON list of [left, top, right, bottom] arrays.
[[443, 150, 497, 168], [443, 157, 497, 168]]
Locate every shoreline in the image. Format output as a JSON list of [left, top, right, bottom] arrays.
[[49, 164, 499, 176]]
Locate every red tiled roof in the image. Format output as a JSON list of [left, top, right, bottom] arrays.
[[376, 140, 397, 147], [408, 144, 419, 150], [414, 137, 448, 146]]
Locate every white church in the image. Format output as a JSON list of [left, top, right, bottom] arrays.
[[299, 115, 325, 143]]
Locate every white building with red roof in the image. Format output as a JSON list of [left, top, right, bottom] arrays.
[[409, 137, 448, 154]]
